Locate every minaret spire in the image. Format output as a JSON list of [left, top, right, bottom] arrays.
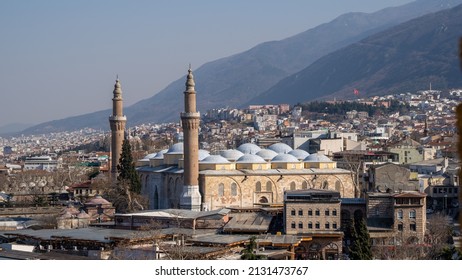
[[109, 77, 127, 180], [180, 67, 202, 211]]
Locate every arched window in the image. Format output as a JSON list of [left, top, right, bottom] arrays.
[[290, 181, 296, 190], [231, 183, 237, 196], [256, 181, 262, 192], [335, 180, 341, 191], [315, 209, 320, 216], [323, 181, 329, 189], [325, 208, 330, 216], [409, 209, 416, 219], [325, 222, 330, 229], [302, 181, 308, 190], [315, 222, 320, 229], [291, 209, 296, 216], [308, 209, 313, 216], [298, 222, 303, 229], [333, 222, 337, 229], [291, 221, 296, 229], [308, 222, 313, 229], [397, 210, 403, 220], [218, 183, 224, 197], [266, 181, 272, 192], [298, 209, 303, 216]]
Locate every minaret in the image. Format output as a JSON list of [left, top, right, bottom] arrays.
[[180, 67, 202, 211], [109, 78, 127, 179]]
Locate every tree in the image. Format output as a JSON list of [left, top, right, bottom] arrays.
[[117, 139, 141, 194], [348, 218, 372, 260], [241, 236, 266, 260]]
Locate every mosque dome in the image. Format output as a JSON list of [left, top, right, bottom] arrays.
[[236, 154, 266, 163], [198, 150, 211, 161], [237, 143, 261, 155], [219, 149, 244, 161], [153, 149, 168, 159], [256, 149, 278, 161], [304, 154, 332, 162], [271, 154, 299, 163], [268, 143, 293, 154], [143, 153, 158, 159], [201, 155, 230, 164], [288, 149, 310, 160], [166, 143, 184, 154]]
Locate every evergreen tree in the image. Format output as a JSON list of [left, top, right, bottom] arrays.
[[348, 218, 373, 260], [117, 139, 142, 194], [241, 236, 266, 260]]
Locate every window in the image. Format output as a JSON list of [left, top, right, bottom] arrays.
[[218, 183, 224, 197], [308, 209, 313, 216], [333, 222, 337, 229], [410, 223, 416, 231], [332, 209, 337, 216], [302, 181, 308, 190], [398, 223, 403, 232], [298, 222, 303, 229], [231, 183, 237, 196], [291, 222, 296, 229], [325, 209, 330, 216], [266, 181, 272, 192], [315, 209, 320, 216], [291, 209, 296, 216], [256, 182, 262, 192], [325, 222, 330, 229], [409, 209, 416, 219], [315, 222, 320, 229], [308, 222, 313, 229], [290, 182, 296, 191], [397, 210, 403, 220], [298, 209, 303, 216]]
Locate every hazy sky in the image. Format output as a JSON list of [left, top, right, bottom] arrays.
[[0, 0, 414, 128]]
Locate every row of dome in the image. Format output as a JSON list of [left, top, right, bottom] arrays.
[[142, 142, 333, 164]]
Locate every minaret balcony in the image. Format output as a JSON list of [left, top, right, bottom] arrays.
[[181, 112, 200, 118]]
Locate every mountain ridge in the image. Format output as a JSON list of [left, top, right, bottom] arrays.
[[19, 0, 462, 135]]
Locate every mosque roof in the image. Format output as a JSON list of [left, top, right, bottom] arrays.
[[256, 149, 278, 160], [198, 150, 211, 161], [143, 153, 158, 159], [200, 155, 230, 164], [153, 149, 168, 159], [236, 154, 266, 163], [304, 154, 332, 162], [237, 143, 261, 155], [166, 143, 184, 154], [219, 149, 244, 161], [268, 143, 293, 154], [288, 149, 310, 160], [271, 154, 300, 163]]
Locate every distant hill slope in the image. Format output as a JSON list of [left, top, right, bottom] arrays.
[[250, 3, 462, 105], [21, 0, 462, 135]]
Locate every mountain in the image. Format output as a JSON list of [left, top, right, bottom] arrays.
[[0, 123, 34, 136], [21, 0, 462, 135], [250, 3, 462, 105]]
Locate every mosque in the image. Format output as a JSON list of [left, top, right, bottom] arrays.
[[132, 68, 356, 211]]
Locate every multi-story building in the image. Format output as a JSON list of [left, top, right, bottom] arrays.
[[284, 189, 343, 260]]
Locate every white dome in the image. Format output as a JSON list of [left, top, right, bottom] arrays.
[[144, 153, 158, 159], [237, 143, 261, 155], [167, 143, 184, 154], [268, 143, 293, 154], [256, 149, 278, 161], [237, 154, 266, 163], [219, 149, 244, 161], [153, 149, 168, 159], [288, 149, 310, 160], [271, 154, 299, 163], [304, 153, 332, 162], [201, 155, 230, 164], [198, 150, 211, 161]]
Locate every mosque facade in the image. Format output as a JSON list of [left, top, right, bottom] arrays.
[[136, 68, 355, 211]]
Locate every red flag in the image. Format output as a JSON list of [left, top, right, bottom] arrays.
[[353, 88, 359, 95]]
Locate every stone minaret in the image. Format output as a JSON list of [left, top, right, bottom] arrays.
[[109, 78, 127, 179], [180, 68, 202, 211]]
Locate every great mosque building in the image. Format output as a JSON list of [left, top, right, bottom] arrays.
[[137, 69, 356, 211]]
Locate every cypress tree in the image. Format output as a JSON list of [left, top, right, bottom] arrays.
[[117, 139, 142, 194], [348, 218, 372, 260]]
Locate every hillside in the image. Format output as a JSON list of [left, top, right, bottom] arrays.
[[20, 0, 462, 135], [250, 3, 462, 105]]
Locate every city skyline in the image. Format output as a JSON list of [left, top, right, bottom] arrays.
[[0, 0, 413, 128]]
